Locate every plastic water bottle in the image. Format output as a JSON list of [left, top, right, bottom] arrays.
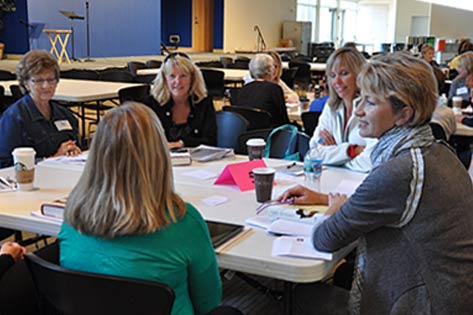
[[438, 93, 448, 107], [304, 138, 323, 191]]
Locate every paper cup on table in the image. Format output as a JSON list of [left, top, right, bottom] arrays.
[[253, 167, 275, 203], [12, 147, 36, 191], [246, 138, 266, 160]]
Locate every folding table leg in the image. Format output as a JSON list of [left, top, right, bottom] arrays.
[[283, 281, 293, 315]]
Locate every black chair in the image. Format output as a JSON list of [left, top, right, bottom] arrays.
[[0, 85, 6, 115], [196, 61, 224, 68], [227, 87, 240, 105], [99, 69, 137, 83], [227, 59, 249, 69], [281, 68, 298, 89], [216, 111, 249, 150], [220, 56, 233, 68], [429, 122, 447, 141], [10, 84, 24, 102], [118, 85, 150, 104], [0, 69, 15, 80], [237, 128, 271, 155], [298, 132, 311, 159], [146, 59, 162, 68], [25, 252, 175, 315], [60, 69, 99, 80], [223, 106, 272, 131], [291, 62, 312, 88], [127, 61, 146, 75], [201, 69, 225, 99], [301, 111, 322, 137], [267, 128, 298, 159]]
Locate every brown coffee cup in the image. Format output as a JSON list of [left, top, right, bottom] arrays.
[[246, 138, 266, 160], [12, 147, 36, 191], [253, 167, 275, 203]]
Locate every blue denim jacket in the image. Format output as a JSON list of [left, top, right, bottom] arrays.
[[0, 94, 79, 168]]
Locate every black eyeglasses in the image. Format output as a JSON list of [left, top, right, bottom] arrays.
[[164, 52, 191, 63]]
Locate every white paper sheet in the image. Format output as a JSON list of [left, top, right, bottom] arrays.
[[181, 169, 217, 180], [201, 195, 229, 206], [272, 236, 333, 261]]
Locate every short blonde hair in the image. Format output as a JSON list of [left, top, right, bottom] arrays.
[[458, 51, 473, 77], [268, 51, 282, 79], [249, 53, 274, 79], [421, 43, 435, 57], [357, 52, 437, 127], [65, 102, 186, 238], [16, 50, 60, 93], [325, 47, 366, 109], [150, 53, 207, 105]]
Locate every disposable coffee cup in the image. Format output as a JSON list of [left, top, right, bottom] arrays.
[[452, 96, 463, 109], [12, 147, 36, 191], [253, 167, 275, 203], [246, 138, 266, 160]]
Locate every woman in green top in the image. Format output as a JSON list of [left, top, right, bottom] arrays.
[[59, 103, 222, 315]]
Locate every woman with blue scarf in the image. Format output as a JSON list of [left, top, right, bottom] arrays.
[[279, 52, 473, 314]]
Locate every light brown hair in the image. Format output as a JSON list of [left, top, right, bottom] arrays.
[[64, 102, 186, 238], [16, 50, 60, 93]]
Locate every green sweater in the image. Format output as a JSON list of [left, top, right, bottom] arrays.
[[59, 203, 221, 315]]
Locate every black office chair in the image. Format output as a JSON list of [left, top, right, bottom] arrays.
[[201, 69, 225, 99], [60, 69, 99, 80], [429, 122, 447, 141], [118, 85, 150, 104], [237, 128, 271, 155], [267, 128, 299, 159], [10, 84, 24, 102], [281, 68, 298, 89], [146, 59, 162, 68], [301, 111, 322, 137], [127, 61, 146, 75], [227, 59, 249, 69], [227, 88, 240, 105], [220, 56, 233, 68], [216, 111, 249, 150], [223, 106, 272, 131], [298, 132, 311, 159], [291, 62, 312, 89], [99, 68, 137, 83], [0, 69, 15, 80], [25, 252, 175, 315]]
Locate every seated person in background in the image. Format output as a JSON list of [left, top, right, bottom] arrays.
[[59, 103, 222, 315], [279, 52, 473, 315], [431, 105, 456, 141], [421, 44, 446, 93], [448, 39, 473, 75], [267, 51, 299, 103], [236, 53, 290, 127], [309, 76, 329, 113], [0, 50, 81, 168], [143, 52, 217, 149], [448, 51, 473, 100], [310, 47, 376, 173]]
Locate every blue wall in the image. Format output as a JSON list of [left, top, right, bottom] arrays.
[[0, 0, 29, 54], [27, 0, 161, 58], [161, 0, 223, 50]]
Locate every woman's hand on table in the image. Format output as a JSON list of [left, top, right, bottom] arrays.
[[319, 129, 336, 145], [168, 141, 184, 149], [0, 242, 26, 262], [55, 140, 81, 157], [277, 185, 329, 205]]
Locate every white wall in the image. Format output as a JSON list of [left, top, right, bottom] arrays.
[[394, 0, 431, 42], [430, 4, 473, 38], [223, 0, 297, 53]]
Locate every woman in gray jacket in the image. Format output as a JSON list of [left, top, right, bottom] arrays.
[[279, 52, 473, 314]]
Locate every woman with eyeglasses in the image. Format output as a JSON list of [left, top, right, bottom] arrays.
[[143, 52, 217, 149], [0, 50, 81, 168]]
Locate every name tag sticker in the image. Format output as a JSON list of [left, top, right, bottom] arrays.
[[54, 120, 73, 131], [457, 87, 468, 95]]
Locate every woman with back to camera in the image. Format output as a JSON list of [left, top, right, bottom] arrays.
[[310, 47, 377, 172], [59, 103, 223, 315], [0, 50, 81, 168], [279, 52, 473, 314], [236, 53, 290, 127], [142, 52, 217, 149]]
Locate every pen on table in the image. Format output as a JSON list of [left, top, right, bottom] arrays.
[[0, 177, 13, 189], [286, 162, 296, 169]]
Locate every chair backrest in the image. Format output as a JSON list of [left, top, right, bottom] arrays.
[[200, 69, 225, 99], [220, 56, 233, 68], [25, 253, 175, 315], [264, 125, 299, 160], [227, 87, 240, 105], [146, 59, 162, 68], [10, 84, 24, 102], [237, 128, 271, 155], [216, 111, 249, 150], [60, 69, 99, 80], [0, 69, 15, 80], [118, 85, 150, 104], [301, 111, 321, 137], [281, 68, 298, 89], [223, 106, 272, 131], [298, 132, 311, 159], [429, 122, 447, 141], [127, 61, 146, 75], [227, 59, 249, 69], [99, 69, 137, 83]]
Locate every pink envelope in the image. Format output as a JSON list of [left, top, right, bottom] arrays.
[[214, 159, 267, 191]]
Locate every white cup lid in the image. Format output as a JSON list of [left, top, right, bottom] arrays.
[[253, 167, 275, 175], [452, 96, 463, 101], [246, 138, 266, 146], [12, 147, 36, 156]]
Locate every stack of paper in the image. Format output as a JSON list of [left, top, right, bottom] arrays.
[[171, 151, 192, 166], [189, 145, 234, 162]]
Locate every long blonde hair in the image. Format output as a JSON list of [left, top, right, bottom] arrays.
[[150, 53, 207, 105], [64, 102, 186, 238]]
